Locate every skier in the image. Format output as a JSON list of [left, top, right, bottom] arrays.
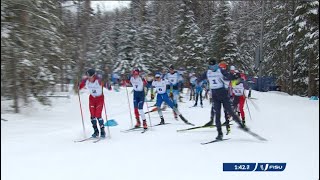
[[111, 72, 120, 92], [199, 58, 248, 140], [193, 78, 204, 107], [178, 70, 185, 102], [189, 72, 197, 101], [145, 73, 155, 101], [79, 69, 106, 138], [203, 61, 229, 127], [231, 72, 248, 126], [130, 69, 148, 130], [152, 72, 194, 126], [164, 65, 182, 119], [220, 62, 235, 133]]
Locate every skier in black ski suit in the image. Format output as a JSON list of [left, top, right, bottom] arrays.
[[199, 58, 248, 140]]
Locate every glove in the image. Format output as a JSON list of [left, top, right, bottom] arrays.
[[151, 93, 155, 100], [169, 92, 173, 98]]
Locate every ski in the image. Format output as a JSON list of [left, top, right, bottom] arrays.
[[201, 138, 231, 145], [248, 97, 258, 100], [74, 137, 97, 143], [188, 106, 203, 108], [177, 125, 214, 132], [244, 129, 267, 141], [145, 107, 166, 114], [121, 127, 143, 133], [141, 129, 149, 133], [93, 137, 106, 143], [151, 122, 171, 127], [177, 124, 233, 132]]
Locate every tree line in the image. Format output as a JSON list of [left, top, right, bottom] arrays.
[[1, 0, 318, 113]]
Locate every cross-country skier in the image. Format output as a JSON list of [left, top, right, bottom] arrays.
[[199, 58, 248, 140], [220, 62, 235, 134], [152, 72, 194, 126], [231, 72, 248, 126], [202, 61, 228, 127], [189, 72, 197, 101], [145, 73, 155, 101], [193, 78, 204, 107], [79, 69, 106, 138], [130, 69, 148, 130], [164, 65, 182, 119]]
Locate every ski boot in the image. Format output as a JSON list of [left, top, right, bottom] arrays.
[[193, 103, 197, 107], [226, 125, 231, 135], [242, 117, 246, 127], [91, 118, 99, 138], [216, 130, 223, 140], [173, 111, 178, 120], [239, 122, 249, 132], [203, 117, 214, 127], [98, 118, 106, 138], [142, 120, 148, 130], [134, 119, 141, 128], [159, 116, 165, 125]]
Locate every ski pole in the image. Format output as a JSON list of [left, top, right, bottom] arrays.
[[103, 99, 111, 138], [144, 96, 153, 129], [247, 97, 260, 111], [245, 98, 253, 121], [77, 83, 86, 138], [125, 84, 134, 128]]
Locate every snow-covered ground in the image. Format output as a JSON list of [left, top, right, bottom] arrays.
[[1, 87, 319, 180]]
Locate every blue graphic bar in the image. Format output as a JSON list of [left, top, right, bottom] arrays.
[[223, 163, 256, 171], [255, 163, 286, 171], [223, 163, 286, 172]]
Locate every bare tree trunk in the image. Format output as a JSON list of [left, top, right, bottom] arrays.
[[21, 7, 29, 105], [288, 0, 296, 96], [10, 48, 19, 113], [289, 45, 294, 95]]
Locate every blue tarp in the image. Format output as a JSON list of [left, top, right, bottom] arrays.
[[247, 76, 279, 92]]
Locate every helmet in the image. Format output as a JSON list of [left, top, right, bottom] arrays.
[[169, 64, 174, 70], [219, 61, 228, 70], [208, 58, 217, 65], [132, 68, 140, 75], [235, 72, 241, 79], [155, 72, 161, 78], [230, 65, 236, 71], [86, 69, 96, 77]]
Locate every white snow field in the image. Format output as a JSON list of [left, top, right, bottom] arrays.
[[1, 87, 319, 180]]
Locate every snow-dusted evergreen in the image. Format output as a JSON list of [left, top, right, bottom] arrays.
[[172, 0, 205, 72], [208, 2, 238, 64], [1, 0, 319, 112]]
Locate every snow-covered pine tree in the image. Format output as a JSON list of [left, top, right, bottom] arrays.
[[207, 1, 238, 65], [172, 0, 205, 72]]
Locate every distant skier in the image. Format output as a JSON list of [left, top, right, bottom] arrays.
[[189, 72, 197, 101], [129, 69, 148, 130], [199, 58, 248, 140], [79, 69, 106, 138], [111, 72, 120, 92], [193, 78, 204, 107], [145, 73, 155, 101], [152, 72, 194, 126]]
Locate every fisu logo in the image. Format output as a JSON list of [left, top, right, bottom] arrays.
[[260, 164, 269, 171]]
